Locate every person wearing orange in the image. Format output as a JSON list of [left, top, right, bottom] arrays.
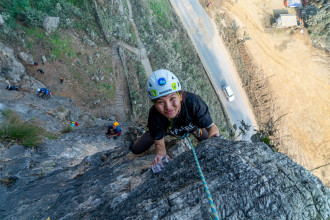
[[105, 122, 122, 139]]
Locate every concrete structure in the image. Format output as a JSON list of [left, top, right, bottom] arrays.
[[278, 14, 297, 28]]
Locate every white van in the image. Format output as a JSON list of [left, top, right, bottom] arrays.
[[223, 85, 235, 102]]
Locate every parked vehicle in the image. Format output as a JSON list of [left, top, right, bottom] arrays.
[[223, 85, 235, 102]]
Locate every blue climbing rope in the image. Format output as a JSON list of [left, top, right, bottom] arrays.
[[183, 133, 220, 220]]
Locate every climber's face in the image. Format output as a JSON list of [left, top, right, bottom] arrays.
[[154, 92, 182, 119]]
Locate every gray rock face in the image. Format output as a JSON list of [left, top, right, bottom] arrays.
[[18, 52, 34, 65], [83, 36, 96, 47], [0, 41, 25, 83], [42, 55, 47, 64], [0, 15, 4, 25], [0, 81, 103, 133], [0, 126, 123, 187], [0, 138, 329, 220], [43, 16, 60, 34]]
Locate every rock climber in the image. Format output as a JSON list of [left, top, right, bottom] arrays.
[[207, 2, 211, 7], [37, 88, 51, 98], [70, 121, 79, 127], [60, 77, 64, 83], [105, 122, 122, 139], [37, 67, 45, 74], [6, 85, 19, 91], [129, 69, 220, 173], [38, 88, 46, 94]]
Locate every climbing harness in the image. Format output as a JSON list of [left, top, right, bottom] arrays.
[[183, 133, 220, 220]]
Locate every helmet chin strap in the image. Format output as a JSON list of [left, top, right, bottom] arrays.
[[168, 92, 182, 130]]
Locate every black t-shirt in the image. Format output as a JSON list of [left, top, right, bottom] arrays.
[[148, 91, 213, 140]]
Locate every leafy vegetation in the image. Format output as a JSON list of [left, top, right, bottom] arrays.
[[0, 109, 46, 147], [50, 33, 76, 59], [46, 133, 58, 140], [0, 177, 18, 188], [0, 0, 95, 29], [149, 0, 171, 28], [61, 125, 72, 134], [304, 3, 330, 52], [99, 83, 116, 99]]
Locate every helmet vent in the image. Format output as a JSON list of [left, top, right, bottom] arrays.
[[149, 83, 152, 87]]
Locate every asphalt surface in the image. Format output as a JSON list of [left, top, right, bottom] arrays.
[[170, 0, 257, 140]]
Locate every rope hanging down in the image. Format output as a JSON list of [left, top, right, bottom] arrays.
[[183, 133, 220, 220]]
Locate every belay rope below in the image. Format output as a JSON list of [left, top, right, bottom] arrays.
[[183, 133, 220, 220]]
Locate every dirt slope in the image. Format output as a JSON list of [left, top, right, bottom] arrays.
[[205, 0, 329, 185]]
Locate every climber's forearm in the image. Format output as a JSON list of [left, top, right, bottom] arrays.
[[154, 138, 166, 156], [206, 123, 220, 137]]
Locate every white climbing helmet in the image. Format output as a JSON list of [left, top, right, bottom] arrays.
[[38, 88, 41, 92], [147, 69, 181, 100]]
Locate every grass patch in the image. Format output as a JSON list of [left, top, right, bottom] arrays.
[[50, 33, 76, 59], [0, 177, 18, 188], [61, 125, 72, 133], [0, 109, 46, 147], [99, 83, 116, 99], [129, 23, 137, 43], [23, 28, 78, 63], [70, 66, 83, 82], [57, 105, 66, 112], [46, 133, 58, 140], [67, 0, 86, 7], [25, 27, 47, 41], [149, 0, 171, 28]]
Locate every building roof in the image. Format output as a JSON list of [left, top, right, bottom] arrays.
[[288, 0, 302, 7], [279, 14, 297, 27]]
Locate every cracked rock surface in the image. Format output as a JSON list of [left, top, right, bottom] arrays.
[[1, 138, 329, 219]]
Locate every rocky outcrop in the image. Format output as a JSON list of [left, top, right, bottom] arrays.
[[18, 51, 34, 65], [0, 125, 129, 187], [43, 16, 60, 34], [0, 15, 4, 26], [0, 41, 25, 83], [0, 81, 103, 133], [1, 138, 329, 219]]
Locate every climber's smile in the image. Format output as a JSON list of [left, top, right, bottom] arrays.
[[154, 92, 182, 119]]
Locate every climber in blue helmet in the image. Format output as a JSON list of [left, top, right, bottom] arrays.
[[37, 88, 51, 98], [129, 69, 220, 173]]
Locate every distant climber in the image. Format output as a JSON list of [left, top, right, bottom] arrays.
[[37, 68, 45, 74], [34, 61, 38, 66], [207, 2, 211, 7], [60, 77, 64, 83], [70, 121, 79, 127], [6, 85, 19, 91], [129, 69, 220, 173], [105, 122, 122, 139]]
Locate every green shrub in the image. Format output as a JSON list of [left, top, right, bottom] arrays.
[[0, 109, 46, 147], [61, 125, 72, 133], [46, 133, 58, 140], [149, 0, 171, 28], [57, 105, 66, 112]]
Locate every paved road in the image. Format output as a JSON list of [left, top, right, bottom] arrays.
[[170, 0, 257, 140]]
